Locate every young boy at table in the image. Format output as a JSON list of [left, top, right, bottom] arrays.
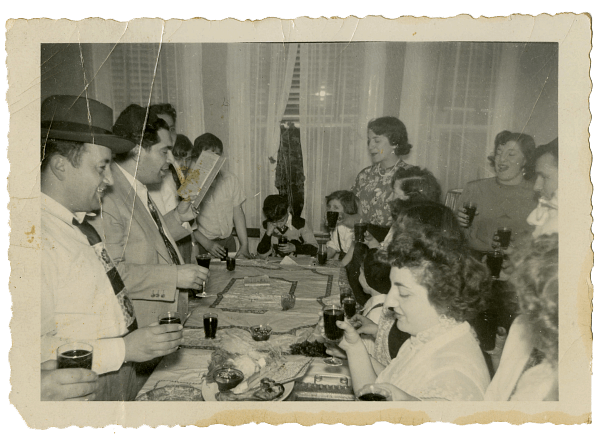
[[192, 133, 252, 259], [257, 194, 318, 258], [324, 190, 359, 266]]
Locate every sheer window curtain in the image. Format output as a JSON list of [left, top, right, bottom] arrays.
[[226, 43, 298, 228], [399, 43, 513, 195], [88, 43, 205, 140], [299, 43, 385, 232]]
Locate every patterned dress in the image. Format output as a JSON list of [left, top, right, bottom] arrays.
[[352, 161, 411, 227]]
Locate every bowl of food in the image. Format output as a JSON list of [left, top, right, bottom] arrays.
[[213, 366, 245, 392], [250, 325, 272, 342]]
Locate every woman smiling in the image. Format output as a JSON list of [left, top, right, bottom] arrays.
[[336, 215, 492, 401], [457, 130, 538, 254]]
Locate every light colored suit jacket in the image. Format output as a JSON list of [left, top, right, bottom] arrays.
[[89, 165, 191, 327]]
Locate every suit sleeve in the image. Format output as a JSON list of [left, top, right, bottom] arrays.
[[163, 209, 193, 242], [91, 196, 178, 303]]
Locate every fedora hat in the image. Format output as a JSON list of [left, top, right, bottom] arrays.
[[41, 95, 135, 153]]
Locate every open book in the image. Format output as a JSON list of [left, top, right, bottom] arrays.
[[177, 150, 227, 209]]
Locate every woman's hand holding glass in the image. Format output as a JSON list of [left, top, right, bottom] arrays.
[[351, 314, 378, 336]]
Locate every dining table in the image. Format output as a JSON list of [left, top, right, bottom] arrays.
[[136, 254, 357, 401]]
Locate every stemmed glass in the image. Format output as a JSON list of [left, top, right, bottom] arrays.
[[322, 304, 345, 366]]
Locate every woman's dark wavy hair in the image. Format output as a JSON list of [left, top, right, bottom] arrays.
[[390, 166, 442, 204], [381, 203, 490, 322], [510, 234, 558, 366], [367, 116, 413, 156], [488, 130, 537, 180]]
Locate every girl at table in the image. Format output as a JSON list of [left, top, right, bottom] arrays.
[[324, 190, 359, 266], [335, 215, 492, 400], [257, 194, 318, 258]]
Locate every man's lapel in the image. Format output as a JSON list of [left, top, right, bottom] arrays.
[[111, 165, 175, 264]]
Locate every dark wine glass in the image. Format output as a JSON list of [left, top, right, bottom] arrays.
[[486, 250, 504, 279], [322, 304, 344, 366], [463, 202, 477, 227], [326, 211, 340, 229], [203, 313, 219, 339], [496, 227, 512, 248]]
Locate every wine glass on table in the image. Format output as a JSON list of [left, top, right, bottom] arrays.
[[322, 304, 345, 366]]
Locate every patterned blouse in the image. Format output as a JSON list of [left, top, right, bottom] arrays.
[[352, 160, 411, 227]]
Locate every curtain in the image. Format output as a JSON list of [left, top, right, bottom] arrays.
[[226, 43, 298, 228], [299, 42, 386, 232], [399, 42, 508, 195], [88, 43, 205, 141]]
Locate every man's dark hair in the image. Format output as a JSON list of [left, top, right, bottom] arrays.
[[194, 133, 224, 154], [112, 104, 170, 161], [534, 138, 559, 166], [263, 194, 289, 222], [149, 103, 177, 124], [41, 138, 86, 172]]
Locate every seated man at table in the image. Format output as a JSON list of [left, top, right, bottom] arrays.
[[41, 95, 184, 400], [257, 194, 318, 258], [89, 104, 209, 329]]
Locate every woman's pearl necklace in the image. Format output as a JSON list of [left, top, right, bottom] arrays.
[[377, 158, 402, 177]]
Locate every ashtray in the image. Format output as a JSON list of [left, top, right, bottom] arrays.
[[250, 324, 272, 341]]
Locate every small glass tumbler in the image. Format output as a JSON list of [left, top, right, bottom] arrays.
[[356, 384, 392, 401]]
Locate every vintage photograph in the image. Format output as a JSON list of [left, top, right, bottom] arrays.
[[7, 16, 592, 427]]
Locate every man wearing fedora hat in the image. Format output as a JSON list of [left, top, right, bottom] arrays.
[[87, 103, 207, 329], [41, 95, 187, 400]]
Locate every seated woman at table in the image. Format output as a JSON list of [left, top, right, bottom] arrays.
[[324, 190, 360, 266], [457, 130, 538, 255], [257, 194, 318, 258], [336, 216, 492, 400], [354, 202, 464, 367]]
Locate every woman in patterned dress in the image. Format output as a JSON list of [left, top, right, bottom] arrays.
[[350, 116, 413, 241]]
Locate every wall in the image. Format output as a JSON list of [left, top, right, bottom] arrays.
[[41, 44, 95, 101], [201, 44, 230, 151], [512, 43, 559, 146]]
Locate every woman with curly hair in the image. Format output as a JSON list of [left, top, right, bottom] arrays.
[[335, 212, 492, 401], [457, 130, 538, 254], [485, 234, 558, 401]]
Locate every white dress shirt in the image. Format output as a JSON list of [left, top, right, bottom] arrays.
[[41, 194, 127, 375]]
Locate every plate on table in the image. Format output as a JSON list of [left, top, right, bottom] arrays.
[[136, 385, 204, 401], [201, 379, 294, 402]]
